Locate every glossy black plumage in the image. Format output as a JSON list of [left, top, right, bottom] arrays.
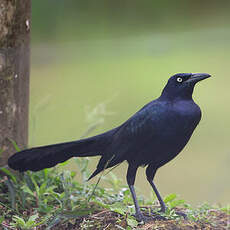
[[8, 72, 211, 221]]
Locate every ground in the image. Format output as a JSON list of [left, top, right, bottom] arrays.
[[1, 205, 228, 229], [46, 208, 230, 230]]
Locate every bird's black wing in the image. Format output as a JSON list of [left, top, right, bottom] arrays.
[[111, 101, 162, 158], [88, 100, 165, 179]]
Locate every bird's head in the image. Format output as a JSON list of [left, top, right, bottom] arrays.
[[160, 73, 211, 100]]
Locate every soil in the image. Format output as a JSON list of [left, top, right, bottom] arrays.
[[2, 207, 227, 230]]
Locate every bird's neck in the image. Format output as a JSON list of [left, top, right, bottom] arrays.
[[159, 85, 194, 101]]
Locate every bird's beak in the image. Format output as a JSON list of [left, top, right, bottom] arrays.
[[188, 73, 211, 83]]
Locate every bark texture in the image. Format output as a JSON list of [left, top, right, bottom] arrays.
[[0, 0, 30, 165]]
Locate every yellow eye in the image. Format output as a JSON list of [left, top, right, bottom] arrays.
[[177, 77, 183, 83]]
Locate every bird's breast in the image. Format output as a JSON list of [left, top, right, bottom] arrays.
[[152, 101, 201, 158], [157, 101, 200, 138], [172, 100, 201, 129], [134, 102, 201, 166]]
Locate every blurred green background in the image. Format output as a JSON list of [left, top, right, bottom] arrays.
[[30, 0, 230, 205]]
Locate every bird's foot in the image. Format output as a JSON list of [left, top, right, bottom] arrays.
[[159, 206, 167, 213], [150, 209, 168, 221], [151, 206, 188, 220], [175, 211, 188, 220], [134, 212, 153, 223], [151, 207, 187, 220], [134, 209, 167, 222]]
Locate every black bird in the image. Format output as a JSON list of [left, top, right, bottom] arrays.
[[8, 73, 211, 221]]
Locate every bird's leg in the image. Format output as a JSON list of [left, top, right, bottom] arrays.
[[146, 164, 167, 213], [128, 184, 143, 220], [149, 180, 167, 213], [127, 164, 146, 222], [146, 165, 187, 219]]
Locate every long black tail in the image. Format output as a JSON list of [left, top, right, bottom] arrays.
[[8, 130, 114, 172]]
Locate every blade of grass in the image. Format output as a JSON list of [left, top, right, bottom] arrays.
[[87, 155, 115, 201], [8, 138, 21, 152], [0, 168, 17, 183], [5, 177, 16, 209]]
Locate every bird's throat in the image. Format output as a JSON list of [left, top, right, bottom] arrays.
[[160, 84, 194, 101]]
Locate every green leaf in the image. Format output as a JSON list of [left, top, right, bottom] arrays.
[[5, 178, 16, 209], [8, 138, 21, 152], [27, 214, 38, 222], [39, 181, 47, 192], [59, 160, 70, 167], [62, 209, 92, 218], [109, 203, 127, 215], [221, 205, 230, 214], [0, 168, 17, 183], [170, 199, 185, 209], [24, 173, 35, 191], [26, 214, 38, 228], [164, 193, 177, 203], [12, 215, 26, 227], [127, 216, 138, 228], [43, 168, 48, 180], [21, 184, 34, 196], [46, 216, 63, 230], [0, 216, 4, 224], [92, 200, 109, 209], [44, 185, 56, 194], [30, 174, 40, 196]]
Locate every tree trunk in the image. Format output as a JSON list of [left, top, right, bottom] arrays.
[[0, 0, 30, 166]]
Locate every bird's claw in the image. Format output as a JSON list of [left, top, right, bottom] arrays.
[[175, 211, 188, 219], [159, 207, 167, 213], [150, 209, 168, 220], [152, 207, 188, 220], [134, 212, 153, 222]]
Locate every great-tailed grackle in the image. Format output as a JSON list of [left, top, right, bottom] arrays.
[[8, 73, 211, 221]]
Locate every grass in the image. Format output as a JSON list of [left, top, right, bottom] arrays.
[[0, 158, 229, 229]]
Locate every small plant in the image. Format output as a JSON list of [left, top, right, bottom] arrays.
[[10, 214, 39, 229]]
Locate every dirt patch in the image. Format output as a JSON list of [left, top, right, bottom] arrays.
[[32, 208, 230, 229]]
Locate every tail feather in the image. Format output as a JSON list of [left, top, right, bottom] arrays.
[[8, 130, 115, 172]]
